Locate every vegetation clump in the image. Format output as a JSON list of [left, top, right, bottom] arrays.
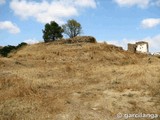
[[42, 21, 63, 43], [0, 42, 27, 57], [42, 19, 82, 42], [62, 19, 82, 38]]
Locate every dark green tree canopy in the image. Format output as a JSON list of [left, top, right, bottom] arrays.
[[0, 42, 27, 57], [62, 19, 82, 38], [42, 21, 63, 42]]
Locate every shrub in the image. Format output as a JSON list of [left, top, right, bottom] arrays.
[[0, 42, 27, 57], [0, 45, 16, 57], [16, 42, 27, 49]]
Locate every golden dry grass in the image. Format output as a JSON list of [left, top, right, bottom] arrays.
[[0, 42, 160, 120]]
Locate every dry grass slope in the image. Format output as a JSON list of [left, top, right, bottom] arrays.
[[0, 41, 160, 120]]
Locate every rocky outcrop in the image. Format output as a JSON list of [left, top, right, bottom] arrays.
[[54, 36, 97, 44]]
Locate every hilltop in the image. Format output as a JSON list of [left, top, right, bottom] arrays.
[[0, 37, 160, 120], [7, 37, 152, 65]]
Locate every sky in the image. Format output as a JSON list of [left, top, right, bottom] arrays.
[[0, 0, 160, 53]]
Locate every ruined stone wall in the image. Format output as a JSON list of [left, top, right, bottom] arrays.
[[128, 43, 137, 53], [128, 41, 149, 53], [136, 42, 149, 53], [136, 44, 148, 53]]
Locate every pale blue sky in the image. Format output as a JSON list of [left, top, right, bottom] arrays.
[[0, 0, 160, 52]]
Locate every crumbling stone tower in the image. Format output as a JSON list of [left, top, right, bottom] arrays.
[[128, 41, 149, 53]]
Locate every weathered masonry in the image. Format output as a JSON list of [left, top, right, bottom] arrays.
[[128, 41, 149, 53]]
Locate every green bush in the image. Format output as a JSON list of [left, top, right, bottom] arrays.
[[0, 42, 27, 57], [0, 45, 16, 57], [16, 42, 27, 49]]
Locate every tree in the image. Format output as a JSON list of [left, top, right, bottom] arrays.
[[42, 21, 63, 42], [62, 19, 82, 38]]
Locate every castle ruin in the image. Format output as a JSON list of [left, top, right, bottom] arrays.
[[128, 41, 149, 53]]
